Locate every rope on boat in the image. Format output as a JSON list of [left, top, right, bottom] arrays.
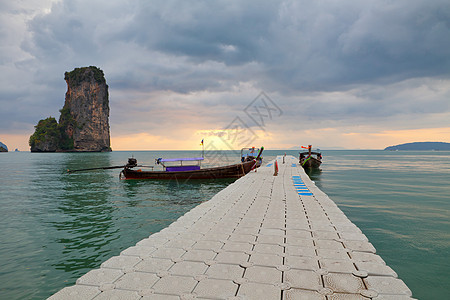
[[240, 163, 245, 176]]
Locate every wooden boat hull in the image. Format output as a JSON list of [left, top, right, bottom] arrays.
[[300, 156, 322, 169], [121, 160, 258, 180]]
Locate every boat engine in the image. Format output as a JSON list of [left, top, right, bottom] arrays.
[[126, 158, 138, 168]]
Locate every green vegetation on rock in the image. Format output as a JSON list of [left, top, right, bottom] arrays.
[[29, 111, 76, 151], [64, 66, 106, 86], [29, 117, 60, 151], [58, 106, 76, 150]]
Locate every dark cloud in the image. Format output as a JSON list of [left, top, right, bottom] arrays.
[[18, 0, 450, 92], [116, 0, 450, 92], [127, 1, 276, 64], [1, 0, 450, 143]]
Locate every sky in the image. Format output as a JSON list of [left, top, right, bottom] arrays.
[[1, 0, 449, 151]]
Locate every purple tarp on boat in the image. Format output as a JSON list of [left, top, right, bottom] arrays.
[[166, 165, 201, 172]]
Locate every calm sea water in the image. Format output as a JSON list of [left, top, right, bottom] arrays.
[[0, 150, 448, 299]]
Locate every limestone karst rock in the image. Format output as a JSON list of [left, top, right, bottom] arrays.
[[60, 66, 111, 152], [30, 66, 111, 152]]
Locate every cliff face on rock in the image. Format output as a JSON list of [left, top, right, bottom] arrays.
[[61, 67, 111, 152], [29, 66, 111, 152]]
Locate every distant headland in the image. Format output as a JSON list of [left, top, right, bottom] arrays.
[[29, 66, 111, 152], [0, 141, 8, 152], [384, 142, 450, 151]]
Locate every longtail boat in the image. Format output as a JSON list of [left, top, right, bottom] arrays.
[[68, 147, 264, 180], [299, 145, 322, 169], [121, 146, 264, 180], [120, 158, 258, 180], [241, 147, 263, 167]]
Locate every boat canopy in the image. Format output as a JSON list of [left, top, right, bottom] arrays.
[[299, 151, 321, 155], [157, 157, 204, 163], [241, 147, 260, 157]]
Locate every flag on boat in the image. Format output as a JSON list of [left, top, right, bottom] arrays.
[[200, 139, 204, 145]]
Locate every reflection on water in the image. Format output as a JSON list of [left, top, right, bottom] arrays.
[[63, 152, 113, 172], [306, 150, 450, 300], [0, 152, 237, 299], [304, 168, 322, 182], [51, 153, 116, 273], [0, 150, 449, 300]]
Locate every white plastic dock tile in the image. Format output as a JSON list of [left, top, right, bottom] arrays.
[[48, 285, 100, 300], [222, 241, 253, 252], [249, 252, 283, 267], [354, 261, 398, 277], [75, 268, 123, 286], [350, 251, 385, 264], [253, 243, 284, 255], [134, 257, 174, 273], [283, 289, 326, 300], [365, 276, 413, 296], [120, 246, 156, 258], [285, 245, 316, 257], [256, 234, 285, 245], [150, 247, 186, 260], [49, 156, 413, 299], [168, 261, 209, 277], [319, 258, 357, 273], [151, 275, 197, 295], [182, 249, 217, 262], [192, 240, 224, 251], [193, 278, 238, 299], [244, 265, 282, 285], [92, 289, 140, 300], [215, 251, 249, 265], [238, 282, 282, 300], [141, 293, 179, 300], [205, 263, 244, 281], [113, 272, 159, 291], [100, 255, 142, 269], [323, 273, 365, 294], [284, 256, 319, 271], [284, 269, 322, 290]]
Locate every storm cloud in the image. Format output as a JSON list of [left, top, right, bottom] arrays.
[[1, 0, 449, 149]]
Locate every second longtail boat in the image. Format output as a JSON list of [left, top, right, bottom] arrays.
[[299, 145, 322, 169]]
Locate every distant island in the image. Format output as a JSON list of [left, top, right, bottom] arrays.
[[384, 142, 450, 151], [0, 141, 7, 152]]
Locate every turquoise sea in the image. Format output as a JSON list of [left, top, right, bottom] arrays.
[[0, 150, 448, 299]]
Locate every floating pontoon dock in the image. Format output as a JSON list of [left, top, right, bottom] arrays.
[[49, 156, 413, 299]]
